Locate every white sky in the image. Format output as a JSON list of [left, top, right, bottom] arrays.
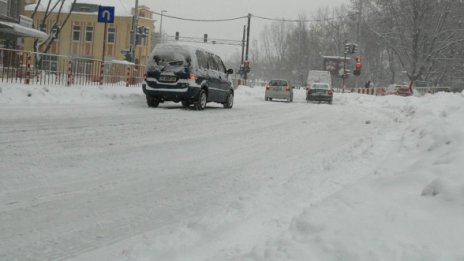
[[139, 0, 350, 59]]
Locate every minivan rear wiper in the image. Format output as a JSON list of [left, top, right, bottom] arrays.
[[166, 60, 184, 66]]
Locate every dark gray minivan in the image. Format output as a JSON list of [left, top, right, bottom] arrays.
[[142, 44, 234, 110]]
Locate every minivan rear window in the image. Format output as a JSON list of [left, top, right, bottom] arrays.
[[269, 80, 287, 86], [152, 46, 191, 67], [312, 83, 329, 89]]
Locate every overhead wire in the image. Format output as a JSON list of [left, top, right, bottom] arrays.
[[152, 12, 348, 23], [251, 14, 350, 23], [152, 12, 247, 22]]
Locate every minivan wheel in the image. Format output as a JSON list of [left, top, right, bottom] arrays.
[[194, 89, 207, 110], [223, 92, 234, 109], [146, 95, 159, 108]]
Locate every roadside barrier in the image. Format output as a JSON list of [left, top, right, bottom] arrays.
[[351, 87, 385, 96], [0, 47, 145, 87]]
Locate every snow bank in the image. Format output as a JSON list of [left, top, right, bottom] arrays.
[[0, 84, 143, 105], [240, 92, 464, 260]]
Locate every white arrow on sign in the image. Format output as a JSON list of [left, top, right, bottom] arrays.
[[101, 10, 112, 22]]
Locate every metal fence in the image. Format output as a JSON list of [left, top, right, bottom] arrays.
[[0, 48, 145, 87]]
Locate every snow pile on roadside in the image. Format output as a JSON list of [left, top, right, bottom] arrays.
[[240, 92, 464, 261], [234, 85, 265, 102], [0, 84, 143, 105]]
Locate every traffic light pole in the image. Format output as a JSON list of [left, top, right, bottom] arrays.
[[241, 25, 246, 65], [131, 0, 139, 64], [244, 13, 251, 82], [342, 41, 347, 93]]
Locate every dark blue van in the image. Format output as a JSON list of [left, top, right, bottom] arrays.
[[142, 44, 234, 110]]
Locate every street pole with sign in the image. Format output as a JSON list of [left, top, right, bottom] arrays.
[[131, 0, 139, 63], [98, 6, 115, 85]]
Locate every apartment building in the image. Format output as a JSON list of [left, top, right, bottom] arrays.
[[23, 1, 155, 66]]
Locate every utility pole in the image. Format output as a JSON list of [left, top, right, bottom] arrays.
[[131, 0, 139, 64], [241, 25, 246, 65], [343, 40, 347, 93], [355, 0, 362, 88], [244, 13, 251, 81], [159, 10, 167, 44]]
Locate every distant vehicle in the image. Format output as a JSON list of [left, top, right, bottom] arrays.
[[306, 70, 331, 89], [397, 85, 413, 96], [386, 84, 412, 96], [306, 82, 333, 104], [264, 79, 293, 102], [142, 44, 234, 110]]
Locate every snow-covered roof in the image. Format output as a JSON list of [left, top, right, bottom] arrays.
[[25, 0, 150, 18]]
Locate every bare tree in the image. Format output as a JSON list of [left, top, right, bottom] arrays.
[[30, 0, 76, 54], [365, 0, 462, 90]]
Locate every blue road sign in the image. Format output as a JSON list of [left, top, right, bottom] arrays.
[[98, 6, 115, 23]]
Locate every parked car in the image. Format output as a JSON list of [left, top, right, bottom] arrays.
[[142, 44, 234, 110], [264, 79, 293, 102], [306, 82, 333, 104], [386, 84, 412, 96], [397, 85, 413, 96]]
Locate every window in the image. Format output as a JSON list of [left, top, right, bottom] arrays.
[[107, 27, 116, 43], [195, 50, 208, 69], [85, 26, 93, 42], [72, 25, 80, 42], [207, 53, 218, 71], [214, 55, 226, 73]]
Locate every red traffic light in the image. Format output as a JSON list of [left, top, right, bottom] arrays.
[[354, 56, 362, 76]]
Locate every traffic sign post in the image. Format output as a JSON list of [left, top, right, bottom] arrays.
[[97, 6, 115, 85]]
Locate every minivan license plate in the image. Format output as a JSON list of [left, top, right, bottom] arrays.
[[160, 75, 176, 82]]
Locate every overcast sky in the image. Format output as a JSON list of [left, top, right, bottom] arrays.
[[139, 0, 350, 60]]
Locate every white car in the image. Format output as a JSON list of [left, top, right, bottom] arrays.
[[264, 79, 293, 102]]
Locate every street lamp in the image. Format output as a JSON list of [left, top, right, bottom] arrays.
[[159, 10, 167, 43]]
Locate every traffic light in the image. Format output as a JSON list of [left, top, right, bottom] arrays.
[[203, 34, 208, 43], [121, 49, 132, 62], [244, 60, 250, 73], [344, 43, 351, 54], [354, 56, 362, 76], [175, 31, 179, 41]]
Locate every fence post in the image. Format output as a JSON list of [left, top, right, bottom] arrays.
[[126, 65, 131, 87], [25, 52, 31, 85], [99, 61, 104, 85], [66, 60, 73, 86]]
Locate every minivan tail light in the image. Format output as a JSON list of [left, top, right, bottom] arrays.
[[328, 90, 333, 95], [144, 73, 147, 81], [189, 73, 196, 81], [266, 84, 270, 90], [285, 86, 290, 91]]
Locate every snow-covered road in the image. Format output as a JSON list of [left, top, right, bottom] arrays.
[[1, 85, 463, 260]]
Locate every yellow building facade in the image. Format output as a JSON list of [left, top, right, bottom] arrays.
[[24, 5, 154, 66]]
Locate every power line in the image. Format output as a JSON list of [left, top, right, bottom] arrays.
[[151, 11, 347, 23], [152, 11, 247, 22], [251, 14, 349, 23]]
